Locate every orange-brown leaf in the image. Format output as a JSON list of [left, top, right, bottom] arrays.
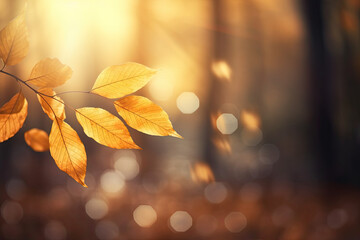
[[0, 92, 28, 142], [37, 88, 65, 120], [0, 9, 29, 66], [75, 107, 140, 149], [27, 58, 73, 88], [24, 128, 49, 152], [91, 63, 156, 99], [114, 96, 182, 138], [49, 120, 87, 187]]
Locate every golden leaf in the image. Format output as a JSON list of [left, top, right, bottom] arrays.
[[0, 92, 28, 142], [76, 107, 140, 149], [91, 63, 156, 99], [49, 120, 87, 187], [0, 9, 29, 66], [114, 96, 182, 138], [24, 128, 49, 152], [37, 88, 65, 120], [27, 58, 73, 88]]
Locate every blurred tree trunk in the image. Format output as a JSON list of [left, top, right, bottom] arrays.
[[302, 0, 360, 186], [301, 0, 337, 184]]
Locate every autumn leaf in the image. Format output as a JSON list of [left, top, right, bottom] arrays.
[[0, 9, 29, 66], [76, 107, 140, 149], [37, 88, 66, 120], [24, 128, 49, 152], [49, 120, 87, 187], [114, 95, 182, 138], [91, 62, 156, 99], [27, 58, 73, 88], [0, 92, 28, 142]]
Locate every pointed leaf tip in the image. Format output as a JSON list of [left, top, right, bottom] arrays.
[[49, 120, 87, 187], [114, 95, 182, 138]]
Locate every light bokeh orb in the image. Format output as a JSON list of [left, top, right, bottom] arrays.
[[224, 212, 247, 233], [216, 113, 238, 134], [169, 211, 193, 232], [133, 205, 157, 228], [85, 198, 108, 220], [100, 171, 125, 193], [204, 182, 228, 204], [176, 92, 200, 114], [114, 156, 139, 180]]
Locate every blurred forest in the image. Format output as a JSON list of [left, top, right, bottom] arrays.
[[0, 0, 360, 239]]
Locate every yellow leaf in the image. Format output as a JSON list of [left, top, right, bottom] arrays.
[[114, 96, 182, 138], [76, 107, 140, 149], [24, 128, 49, 152], [0, 92, 28, 142], [91, 62, 156, 99], [37, 88, 66, 120], [49, 119, 87, 187], [0, 9, 29, 66], [27, 58, 73, 88]]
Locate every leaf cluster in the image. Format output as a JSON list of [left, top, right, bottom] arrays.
[[0, 8, 181, 187]]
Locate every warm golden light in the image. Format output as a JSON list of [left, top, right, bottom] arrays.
[[211, 60, 232, 81], [190, 162, 215, 183], [240, 110, 261, 131]]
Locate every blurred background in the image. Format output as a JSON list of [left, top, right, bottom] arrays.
[[0, 0, 360, 239]]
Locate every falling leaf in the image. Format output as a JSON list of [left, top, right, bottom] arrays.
[[0, 92, 28, 142], [0, 9, 29, 66], [37, 88, 65, 120], [91, 62, 156, 99], [27, 58, 73, 88], [24, 128, 49, 152], [76, 107, 140, 149], [49, 119, 87, 187], [114, 95, 182, 138]]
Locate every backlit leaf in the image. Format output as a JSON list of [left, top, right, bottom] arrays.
[[24, 128, 49, 152], [27, 58, 73, 88], [0, 9, 29, 66], [0, 92, 28, 142], [91, 62, 156, 99], [76, 107, 140, 149], [49, 119, 87, 187], [114, 96, 182, 138], [37, 88, 66, 120]]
